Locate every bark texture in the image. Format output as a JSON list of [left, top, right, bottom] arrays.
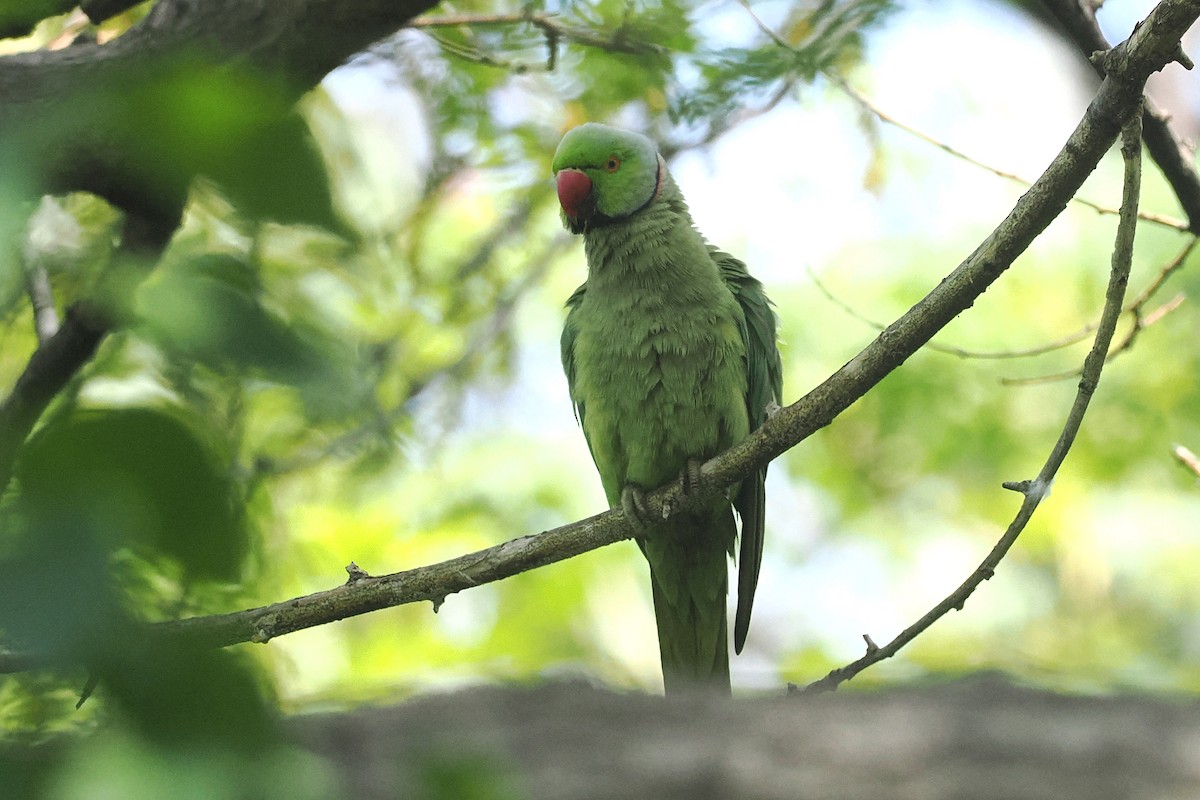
[[292, 677, 1200, 800], [0, 0, 440, 225]]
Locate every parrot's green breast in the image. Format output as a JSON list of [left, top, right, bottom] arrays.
[[570, 283, 748, 504]]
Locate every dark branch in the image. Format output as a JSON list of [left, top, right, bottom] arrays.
[[80, 0, 145, 26], [798, 109, 1145, 696], [0, 0, 442, 217], [407, 12, 666, 59], [22, 262, 60, 344], [0, 0, 442, 491], [697, 0, 1196, 499], [0, 304, 107, 493], [1174, 443, 1200, 478], [1040, 0, 1200, 231], [0, 1, 76, 40]]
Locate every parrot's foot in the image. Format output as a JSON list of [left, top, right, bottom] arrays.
[[765, 399, 782, 419], [620, 484, 651, 528], [679, 458, 704, 495]]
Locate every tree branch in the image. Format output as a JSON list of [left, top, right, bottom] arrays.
[[22, 262, 59, 344], [695, 0, 1196, 497], [1174, 443, 1200, 478], [0, 0, 442, 220], [0, 1, 76, 40], [830, 74, 1187, 231], [2, 0, 1195, 680], [80, 0, 145, 26], [1040, 0, 1200, 231], [797, 110, 1144, 696], [406, 11, 666, 69], [250, 227, 573, 480], [0, 303, 107, 493], [813, 235, 1194, 365], [0, 0, 442, 491]]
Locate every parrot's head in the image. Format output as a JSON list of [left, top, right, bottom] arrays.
[[551, 123, 664, 234]]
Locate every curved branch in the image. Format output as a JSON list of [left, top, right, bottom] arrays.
[[81, 0, 144, 25], [830, 74, 1188, 232], [407, 11, 666, 65], [811, 236, 1196, 364], [1174, 443, 1200, 478], [0, 304, 107, 493], [1040, 0, 1200, 231], [0, 1, 76, 40], [695, 0, 1197, 496], [798, 110, 1144, 696], [0, 0, 440, 491], [1, 0, 1196, 679], [22, 263, 59, 345]]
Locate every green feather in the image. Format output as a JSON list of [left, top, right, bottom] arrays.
[[556, 124, 781, 694]]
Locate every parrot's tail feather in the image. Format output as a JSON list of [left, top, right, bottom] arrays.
[[644, 507, 735, 696], [650, 578, 730, 695], [732, 470, 766, 654]]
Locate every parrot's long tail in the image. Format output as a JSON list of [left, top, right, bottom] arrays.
[[644, 506, 735, 695]]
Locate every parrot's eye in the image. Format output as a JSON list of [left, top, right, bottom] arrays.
[[605, 156, 621, 172]]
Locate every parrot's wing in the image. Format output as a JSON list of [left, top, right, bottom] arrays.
[[713, 249, 783, 653], [561, 281, 594, 452]]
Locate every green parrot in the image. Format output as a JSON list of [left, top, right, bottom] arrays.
[[553, 123, 782, 694]]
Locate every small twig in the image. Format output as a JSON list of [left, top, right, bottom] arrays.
[[811, 233, 1196, 365], [20, 197, 66, 343], [407, 10, 664, 72], [807, 265, 1097, 360], [22, 262, 59, 344], [1173, 444, 1200, 479], [999, 235, 1197, 384], [1002, 293, 1185, 385], [0, 304, 108, 494], [1126, 235, 1198, 309], [736, 0, 793, 50], [797, 112, 1144, 697], [251, 231, 572, 480], [831, 75, 1187, 232], [681, 80, 794, 158], [1039, 0, 1200, 232]]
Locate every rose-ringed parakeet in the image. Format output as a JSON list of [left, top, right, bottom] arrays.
[[553, 123, 782, 694]]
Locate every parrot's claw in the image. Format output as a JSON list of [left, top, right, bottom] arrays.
[[620, 484, 651, 528], [680, 458, 704, 495], [764, 400, 782, 419]]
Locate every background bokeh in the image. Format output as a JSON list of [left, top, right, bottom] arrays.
[[2, 0, 1199, 746]]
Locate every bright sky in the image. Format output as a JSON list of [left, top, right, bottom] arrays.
[[315, 0, 1200, 690]]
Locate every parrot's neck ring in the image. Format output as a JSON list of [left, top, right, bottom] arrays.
[[634, 155, 666, 215]]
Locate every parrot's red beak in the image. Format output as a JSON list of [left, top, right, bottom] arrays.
[[556, 169, 593, 223]]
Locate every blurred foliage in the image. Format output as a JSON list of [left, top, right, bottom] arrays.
[[672, 0, 891, 122], [2, 0, 1200, 796]]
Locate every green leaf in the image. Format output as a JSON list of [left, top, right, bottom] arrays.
[[97, 643, 277, 752], [14, 406, 247, 582], [137, 253, 356, 413], [115, 60, 341, 229]]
